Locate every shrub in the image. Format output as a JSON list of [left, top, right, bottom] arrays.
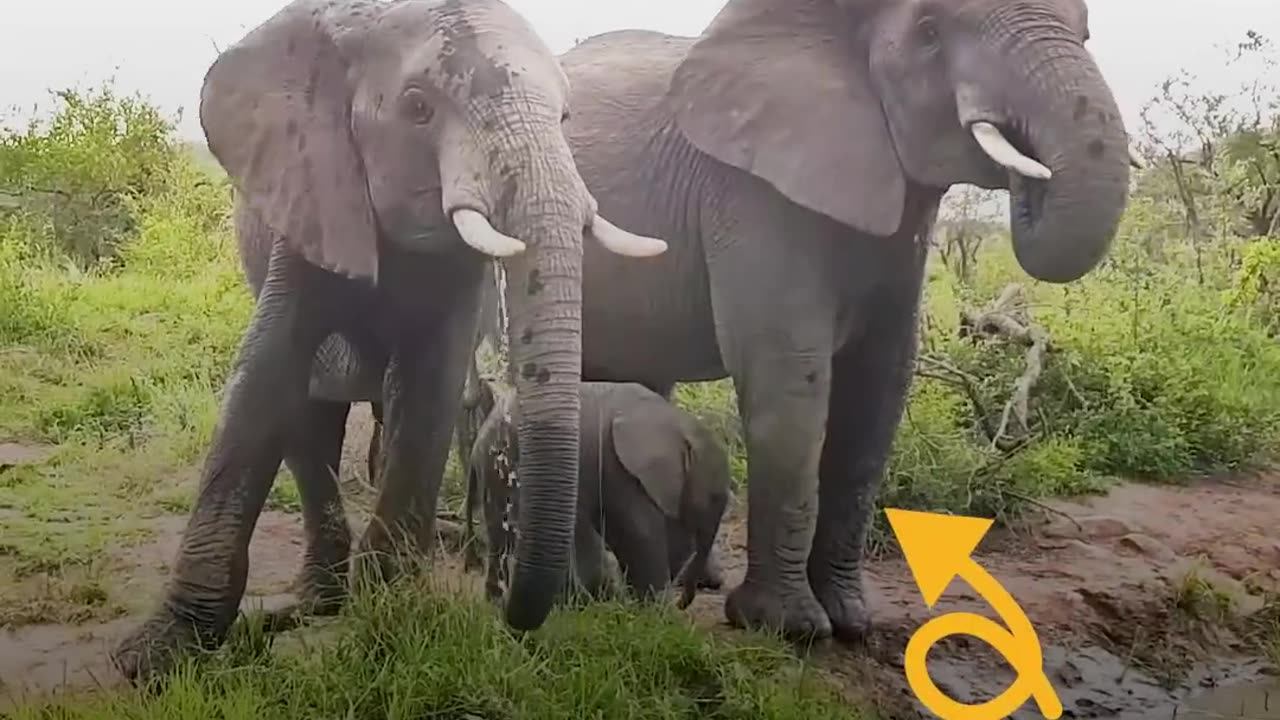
[[0, 83, 183, 266]]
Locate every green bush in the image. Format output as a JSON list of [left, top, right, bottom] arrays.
[[0, 83, 182, 266]]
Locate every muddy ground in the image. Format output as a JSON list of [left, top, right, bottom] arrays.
[[3, 405, 1280, 719]]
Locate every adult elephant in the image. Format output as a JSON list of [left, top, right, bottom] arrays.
[[531, 0, 1141, 639], [111, 0, 666, 681]]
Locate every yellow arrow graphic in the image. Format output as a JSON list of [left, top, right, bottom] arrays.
[[885, 508, 1063, 720]]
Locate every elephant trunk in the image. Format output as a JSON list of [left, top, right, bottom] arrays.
[[493, 149, 585, 632], [974, 30, 1130, 283]]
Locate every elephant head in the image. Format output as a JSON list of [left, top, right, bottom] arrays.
[[610, 398, 732, 610], [670, 0, 1133, 282], [199, 0, 666, 630]]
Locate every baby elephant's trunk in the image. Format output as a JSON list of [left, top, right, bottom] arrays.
[[676, 550, 707, 609], [675, 421, 732, 609], [675, 492, 726, 609]]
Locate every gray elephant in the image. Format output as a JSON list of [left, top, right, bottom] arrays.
[[464, 381, 732, 608], [111, 0, 667, 682], [531, 0, 1138, 640]]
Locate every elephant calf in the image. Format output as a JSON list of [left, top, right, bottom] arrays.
[[464, 381, 732, 608]]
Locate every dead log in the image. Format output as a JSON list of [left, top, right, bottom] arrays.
[[918, 283, 1053, 452]]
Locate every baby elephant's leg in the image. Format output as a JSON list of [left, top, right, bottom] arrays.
[[571, 522, 614, 599], [606, 503, 672, 600]]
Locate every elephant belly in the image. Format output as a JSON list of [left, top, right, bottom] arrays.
[[580, 222, 725, 387], [308, 332, 385, 403]]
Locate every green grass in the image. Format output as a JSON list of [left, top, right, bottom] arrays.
[[10, 578, 863, 719]]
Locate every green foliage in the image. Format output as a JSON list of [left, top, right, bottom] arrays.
[[13, 580, 860, 719], [1227, 236, 1280, 333], [0, 83, 184, 266], [0, 85, 247, 575]]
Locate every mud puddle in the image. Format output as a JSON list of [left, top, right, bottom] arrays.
[[1156, 678, 1280, 720]]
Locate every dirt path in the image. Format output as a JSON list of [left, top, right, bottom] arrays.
[[3, 407, 1279, 717]]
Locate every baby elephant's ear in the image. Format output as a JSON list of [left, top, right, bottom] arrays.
[[199, 1, 379, 281], [611, 404, 687, 519]]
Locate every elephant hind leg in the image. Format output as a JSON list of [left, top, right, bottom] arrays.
[[284, 399, 354, 616]]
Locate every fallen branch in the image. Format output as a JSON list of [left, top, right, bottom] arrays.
[[949, 283, 1055, 451], [998, 487, 1083, 532], [989, 324, 1049, 452], [916, 353, 998, 442]]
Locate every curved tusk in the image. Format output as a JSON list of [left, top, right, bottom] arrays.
[[970, 121, 1053, 181], [453, 208, 527, 258], [1128, 142, 1148, 170], [590, 214, 668, 257]]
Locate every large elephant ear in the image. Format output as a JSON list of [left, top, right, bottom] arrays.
[[199, 1, 378, 280], [611, 401, 688, 520], [668, 0, 905, 237]]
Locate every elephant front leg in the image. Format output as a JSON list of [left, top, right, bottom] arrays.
[[281, 399, 353, 618], [721, 350, 833, 640], [355, 281, 483, 583], [112, 243, 324, 682], [809, 296, 923, 641]]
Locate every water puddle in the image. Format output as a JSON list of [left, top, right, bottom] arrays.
[[1141, 679, 1280, 720]]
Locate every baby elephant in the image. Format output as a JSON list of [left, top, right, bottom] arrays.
[[465, 381, 732, 608]]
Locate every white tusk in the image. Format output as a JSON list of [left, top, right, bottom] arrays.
[[970, 121, 1053, 181], [1128, 142, 1147, 170], [590, 215, 668, 257], [452, 208, 527, 258]]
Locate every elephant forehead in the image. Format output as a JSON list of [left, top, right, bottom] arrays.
[[374, 0, 568, 106]]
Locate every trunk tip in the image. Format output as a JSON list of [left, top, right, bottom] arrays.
[[504, 576, 560, 631]]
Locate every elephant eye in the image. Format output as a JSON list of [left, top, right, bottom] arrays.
[[560, 108, 571, 123], [916, 15, 940, 49], [400, 87, 435, 125]]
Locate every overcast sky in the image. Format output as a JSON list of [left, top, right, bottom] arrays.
[[1, 0, 1276, 141]]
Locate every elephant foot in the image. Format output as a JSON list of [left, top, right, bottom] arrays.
[[724, 576, 832, 641], [698, 549, 725, 590], [291, 560, 349, 615], [811, 576, 871, 643], [349, 546, 402, 592], [111, 609, 214, 684]]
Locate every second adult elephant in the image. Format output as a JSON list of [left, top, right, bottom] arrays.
[[535, 0, 1142, 640], [111, 0, 666, 682]]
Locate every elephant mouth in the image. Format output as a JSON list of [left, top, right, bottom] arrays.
[[1010, 170, 1048, 237], [967, 119, 1050, 236]]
